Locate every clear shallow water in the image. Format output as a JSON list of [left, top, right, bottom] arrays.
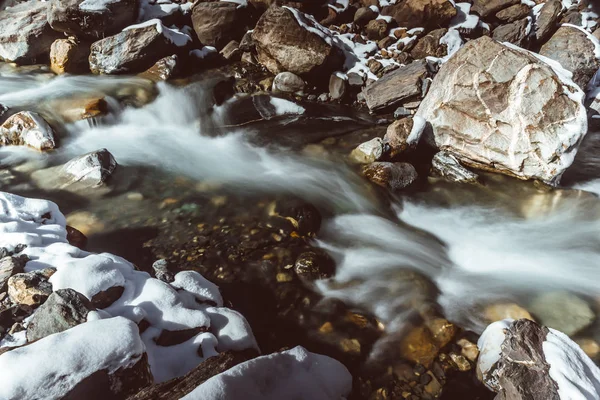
[[1, 67, 600, 355]]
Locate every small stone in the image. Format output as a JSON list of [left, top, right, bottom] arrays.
[[457, 338, 479, 362], [239, 31, 255, 52], [7, 270, 54, 307], [152, 259, 174, 283], [329, 73, 347, 100], [362, 162, 418, 191], [272, 72, 305, 94], [393, 107, 412, 119], [400, 325, 439, 367], [449, 352, 471, 371], [276, 272, 294, 282], [127, 192, 144, 201], [220, 40, 241, 61], [534, 0, 562, 42], [354, 7, 377, 27], [0, 111, 55, 151], [575, 338, 600, 360], [61, 148, 117, 187], [383, 117, 417, 158], [365, 19, 388, 41], [423, 371, 442, 396], [349, 137, 384, 164], [294, 251, 335, 281], [492, 18, 530, 47], [348, 71, 366, 87], [426, 318, 456, 348], [138, 54, 178, 82], [241, 51, 257, 65], [378, 36, 395, 49], [0, 256, 27, 292], [431, 151, 479, 183], [529, 291, 595, 336], [91, 285, 125, 308], [484, 302, 533, 323], [340, 338, 361, 354], [258, 77, 274, 91], [410, 28, 447, 59]]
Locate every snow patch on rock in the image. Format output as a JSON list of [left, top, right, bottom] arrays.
[[124, 19, 192, 47]]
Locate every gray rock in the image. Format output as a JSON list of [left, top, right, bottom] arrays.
[[272, 72, 305, 94], [472, 0, 519, 18], [381, 0, 456, 30], [252, 6, 344, 78], [48, 0, 138, 39], [329, 73, 347, 100], [0, 256, 26, 292], [495, 3, 530, 23], [362, 60, 429, 112], [348, 71, 366, 87], [534, 0, 562, 42], [0, 111, 56, 151], [492, 18, 529, 47], [152, 259, 174, 283], [191, 2, 248, 50], [362, 162, 418, 191], [416, 36, 587, 184], [26, 289, 95, 342], [431, 151, 479, 183], [0, 1, 60, 63], [540, 25, 600, 89], [529, 291, 595, 336], [393, 107, 412, 119]]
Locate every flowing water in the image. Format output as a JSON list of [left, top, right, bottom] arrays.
[[2, 66, 600, 361]]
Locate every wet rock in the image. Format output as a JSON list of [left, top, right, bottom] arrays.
[[152, 259, 174, 283], [0, 256, 26, 292], [484, 302, 533, 323], [383, 117, 422, 158], [0, 111, 56, 151], [48, 0, 138, 39], [362, 162, 418, 191], [293, 251, 335, 282], [539, 25, 600, 89], [491, 18, 529, 47], [91, 285, 124, 308], [349, 137, 384, 164], [26, 289, 95, 342], [576, 338, 600, 360], [50, 38, 91, 75], [529, 291, 595, 336], [329, 73, 347, 100], [416, 36, 587, 184], [252, 5, 344, 78], [471, 0, 519, 18], [362, 60, 429, 112], [66, 211, 105, 236], [410, 28, 447, 59], [89, 21, 190, 74], [62, 149, 117, 186], [399, 325, 440, 367], [191, 2, 248, 50], [66, 225, 87, 250], [381, 0, 456, 31], [365, 19, 388, 41], [457, 338, 479, 362], [431, 151, 479, 183], [220, 40, 241, 61], [495, 3, 529, 23], [7, 269, 54, 307], [272, 72, 306, 94], [354, 6, 377, 27], [534, 0, 562, 43], [0, 1, 60, 63], [52, 96, 108, 123], [138, 54, 178, 82], [271, 199, 322, 236]]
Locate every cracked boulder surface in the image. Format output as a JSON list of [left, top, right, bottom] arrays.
[[416, 36, 587, 184]]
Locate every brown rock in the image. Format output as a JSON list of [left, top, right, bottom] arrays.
[[329, 73, 347, 100], [362, 60, 429, 111], [484, 302, 534, 322], [492, 18, 529, 47], [191, 2, 248, 50], [534, 0, 562, 42], [7, 270, 54, 307], [91, 285, 124, 308], [138, 55, 179, 82], [457, 338, 479, 362], [472, 0, 519, 18], [381, 0, 457, 31], [50, 38, 91, 75], [354, 6, 377, 27], [293, 251, 335, 281], [449, 352, 471, 371], [410, 28, 447, 60], [400, 325, 439, 367], [155, 326, 207, 346], [53, 97, 108, 123], [384, 117, 416, 158], [362, 162, 418, 191], [220, 40, 241, 61], [426, 318, 457, 348], [365, 19, 388, 40], [66, 226, 87, 250], [0, 256, 26, 292], [495, 3, 530, 23], [0, 111, 56, 151]]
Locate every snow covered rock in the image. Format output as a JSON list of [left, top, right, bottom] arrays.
[[0, 111, 56, 151], [431, 151, 479, 183], [362, 60, 429, 112], [539, 25, 600, 89], [181, 346, 352, 400], [416, 36, 587, 184], [0, 1, 60, 63], [89, 20, 192, 74], [381, 0, 456, 31], [534, 0, 563, 43], [26, 288, 94, 342], [251, 5, 344, 78], [477, 319, 600, 400], [383, 116, 426, 158], [48, 0, 139, 39], [50, 38, 91, 75], [362, 162, 418, 191], [191, 1, 248, 50], [0, 317, 153, 399]]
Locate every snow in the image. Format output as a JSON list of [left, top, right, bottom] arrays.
[[181, 346, 352, 400], [138, 0, 187, 22], [79, 0, 119, 12], [0, 191, 258, 385], [521, 0, 535, 7], [222, 0, 247, 8], [284, 6, 334, 47], [269, 97, 306, 115], [476, 319, 512, 390], [406, 116, 426, 145], [452, 3, 479, 31], [544, 328, 600, 400], [0, 317, 145, 400], [328, 0, 349, 13], [124, 19, 192, 47]]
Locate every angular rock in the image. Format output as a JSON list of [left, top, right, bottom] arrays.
[[0, 1, 60, 63], [26, 288, 95, 342], [7, 270, 54, 307], [471, 0, 519, 18], [219, 40, 241, 61], [431, 151, 479, 183], [138, 54, 178, 82], [353, 6, 377, 27], [365, 19, 388, 41], [410, 28, 448, 60], [52, 96, 108, 123], [416, 36, 587, 184], [272, 72, 306, 94], [50, 38, 91, 75], [491, 18, 529, 47], [329, 73, 347, 100], [0, 256, 26, 293], [529, 291, 595, 336], [539, 25, 600, 89], [89, 21, 191, 75], [381, 0, 457, 31], [362, 60, 429, 112], [294, 251, 335, 282], [534, 0, 562, 43], [252, 5, 344, 77], [383, 116, 424, 158], [91, 285, 124, 308], [191, 2, 248, 50], [349, 137, 383, 164], [495, 3, 529, 23], [48, 0, 138, 39], [362, 162, 418, 190], [0, 111, 56, 151], [151, 259, 174, 283]]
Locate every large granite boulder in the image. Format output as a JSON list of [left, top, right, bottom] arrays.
[[381, 0, 456, 31], [251, 5, 344, 78], [539, 25, 600, 89], [416, 36, 587, 184], [0, 1, 61, 63], [48, 0, 138, 39], [191, 1, 248, 50]]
